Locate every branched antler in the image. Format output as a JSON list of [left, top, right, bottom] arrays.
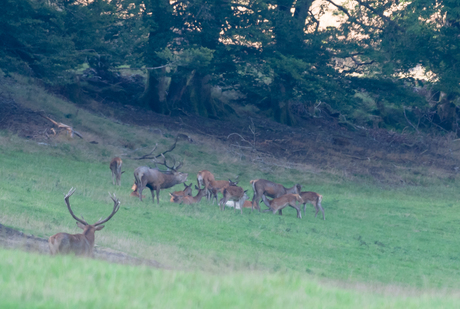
[[134, 136, 179, 160], [64, 187, 88, 226]]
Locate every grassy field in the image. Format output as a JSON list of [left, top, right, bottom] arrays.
[[1, 249, 460, 309], [1, 75, 460, 307]]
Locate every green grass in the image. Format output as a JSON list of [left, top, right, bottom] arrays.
[[1, 74, 460, 306], [1, 249, 459, 309], [2, 139, 460, 289]]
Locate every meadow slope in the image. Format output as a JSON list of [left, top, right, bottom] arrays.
[[1, 76, 460, 307]]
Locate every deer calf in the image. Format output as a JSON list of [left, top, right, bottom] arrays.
[[251, 179, 301, 212], [130, 183, 146, 198], [169, 183, 193, 203], [261, 194, 303, 219], [171, 185, 206, 204], [299, 191, 325, 220], [197, 170, 215, 201], [219, 185, 248, 214], [208, 179, 239, 204], [48, 188, 120, 256], [110, 157, 123, 186]]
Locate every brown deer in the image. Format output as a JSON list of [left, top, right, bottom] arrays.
[[169, 183, 193, 203], [299, 191, 325, 220], [208, 178, 239, 204], [134, 156, 188, 204], [251, 179, 301, 212], [171, 185, 206, 205], [261, 194, 303, 218], [219, 186, 249, 214], [130, 183, 146, 198], [48, 188, 120, 256], [109, 157, 123, 186], [197, 170, 215, 201]]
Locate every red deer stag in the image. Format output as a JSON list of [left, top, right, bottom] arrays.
[[219, 185, 249, 214], [110, 157, 123, 186], [261, 194, 303, 219], [251, 179, 301, 213], [171, 185, 206, 204], [299, 191, 325, 220], [134, 156, 188, 204], [48, 188, 120, 256], [169, 183, 193, 203]]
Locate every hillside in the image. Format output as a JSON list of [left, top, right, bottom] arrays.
[[1, 74, 460, 308]]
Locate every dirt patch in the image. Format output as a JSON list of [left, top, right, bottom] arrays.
[[0, 95, 51, 139], [0, 223, 165, 268]]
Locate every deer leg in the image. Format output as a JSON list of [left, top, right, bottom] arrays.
[[138, 185, 144, 201], [155, 187, 161, 204], [233, 200, 236, 213], [295, 205, 302, 219], [149, 187, 155, 203], [318, 203, 325, 220], [112, 171, 116, 185], [252, 194, 261, 212]]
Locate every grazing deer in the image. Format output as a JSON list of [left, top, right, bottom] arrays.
[[130, 183, 145, 198], [225, 200, 254, 210], [219, 186, 249, 214], [169, 183, 193, 203], [109, 157, 123, 186], [171, 185, 206, 205], [134, 156, 188, 204], [197, 170, 215, 201], [299, 191, 325, 220], [251, 179, 301, 212], [261, 194, 303, 219], [48, 188, 120, 256]]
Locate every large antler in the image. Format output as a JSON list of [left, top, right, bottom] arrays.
[[133, 136, 179, 160], [64, 188, 88, 226], [153, 153, 184, 171], [94, 193, 121, 226]]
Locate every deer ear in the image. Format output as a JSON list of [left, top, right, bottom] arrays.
[[95, 225, 105, 231], [76, 222, 86, 230]]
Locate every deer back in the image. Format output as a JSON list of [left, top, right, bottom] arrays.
[[224, 185, 245, 199], [140, 168, 188, 189], [300, 191, 321, 204], [197, 170, 215, 189]]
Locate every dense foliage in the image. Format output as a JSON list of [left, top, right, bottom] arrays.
[[1, 0, 459, 133]]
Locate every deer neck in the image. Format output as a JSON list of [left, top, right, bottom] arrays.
[[82, 227, 96, 246]]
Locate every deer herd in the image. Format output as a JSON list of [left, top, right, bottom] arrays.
[[48, 154, 324, 257]]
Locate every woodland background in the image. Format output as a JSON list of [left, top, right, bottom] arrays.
[[1, 0, 459, 133]]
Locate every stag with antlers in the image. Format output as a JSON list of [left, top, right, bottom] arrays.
[[134, 153, 188, 204], [48, 188, 120, 257]]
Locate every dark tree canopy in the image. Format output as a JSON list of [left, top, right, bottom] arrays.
[[1, 0, 460, 134]]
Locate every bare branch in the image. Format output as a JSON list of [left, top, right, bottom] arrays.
[[403, 107, 419, 134], [40, 114, 83, 139]]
